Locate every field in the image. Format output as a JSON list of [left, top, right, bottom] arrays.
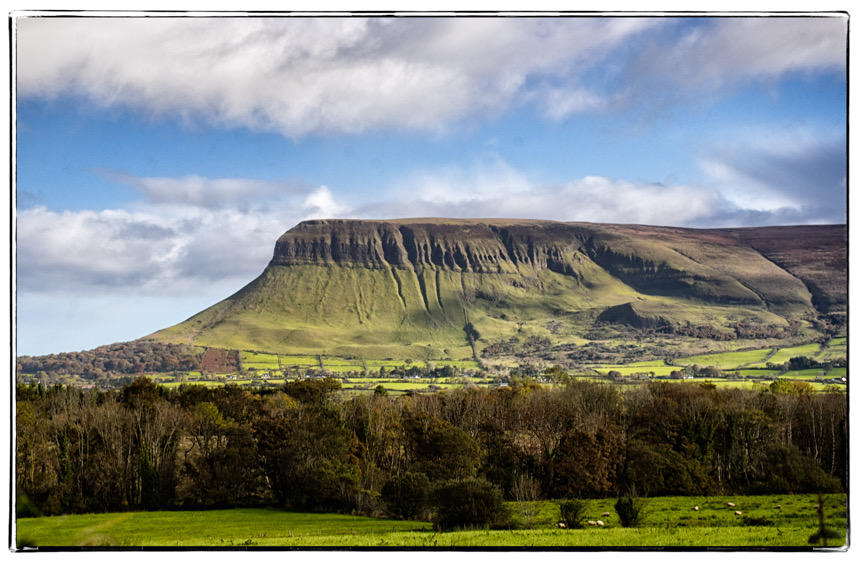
[[676, 348, 774, 369], [16, 494, 846, 549], [753, 343, 824, 367]]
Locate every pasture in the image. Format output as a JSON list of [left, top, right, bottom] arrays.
[[16, 494, 846, 549], [677, 348, 774, 369]]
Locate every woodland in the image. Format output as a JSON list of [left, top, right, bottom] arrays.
[[16, 376, 846, 529]]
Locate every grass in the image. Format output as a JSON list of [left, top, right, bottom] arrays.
[[675, 348, 774, 369], [817, 337, 847, 361], [591, 364, 680, 377], [736, 369, 782, 377], [16, 508, 429, 548], [16, 494, 846, 549], [754, 343, 824, 367]]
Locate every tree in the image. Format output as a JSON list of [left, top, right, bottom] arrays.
[[769, 379, 814, 396], [381, 472, 431, 519], [282, 377, 341, 405], [254, 404, 361, 511], [558, 498, 589, 529], [432, 478, 509, 530], [403, 412, 481, 482], [614, 495, 646, 527]]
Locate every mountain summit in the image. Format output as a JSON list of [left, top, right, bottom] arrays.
[[149, 219, 846, 362]]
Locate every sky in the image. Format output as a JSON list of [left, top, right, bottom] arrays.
[[12, 12, 850, 357]]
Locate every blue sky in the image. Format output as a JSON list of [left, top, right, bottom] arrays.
[[13, 13, 849, 356]]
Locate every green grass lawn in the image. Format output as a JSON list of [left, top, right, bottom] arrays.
[[16, 494, 846, 549]]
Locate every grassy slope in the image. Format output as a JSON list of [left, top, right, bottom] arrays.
[[153, 255, 813, 360]]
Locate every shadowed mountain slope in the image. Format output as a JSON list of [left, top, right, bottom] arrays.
[[149, 219, 846, 360]]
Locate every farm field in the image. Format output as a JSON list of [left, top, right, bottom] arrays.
[[677, 348, 774, 369], [754, 343, 823, 367], [16, 494, 846, 549], [589, 360, 680, 377], [818, 338, 847, 361]]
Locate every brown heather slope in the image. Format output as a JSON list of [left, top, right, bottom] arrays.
[[730, 225, 847, 316], [150, 219, 847, 360]]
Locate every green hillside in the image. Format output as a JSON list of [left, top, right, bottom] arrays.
[[149, 219, 845, 361]]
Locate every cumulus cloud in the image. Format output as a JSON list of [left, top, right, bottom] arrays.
[[15, 17, 664, 136], [15, 175, 352, 296], [302, 186, 351, 218], [353, 158, 734, 226], [16, 16, 845, 134]]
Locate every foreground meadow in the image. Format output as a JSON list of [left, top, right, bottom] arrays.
[[16, 494, 847, 549]]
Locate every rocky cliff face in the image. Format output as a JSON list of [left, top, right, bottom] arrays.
[[270, 219, 588, 274]]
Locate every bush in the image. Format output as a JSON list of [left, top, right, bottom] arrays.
[[381, 472, 432, 519], [433, 478, 509, 530], [558, 499, 589, 529], [614, 496, 646, 528]]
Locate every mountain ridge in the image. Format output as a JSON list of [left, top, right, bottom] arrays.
[[149, 218, 846, 361]]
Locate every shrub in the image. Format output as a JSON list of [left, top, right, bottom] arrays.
[[558, 499, 589, 529], [615, 496, 646, 527], [381, 472, 432, 519], [433, 478, 509, 530]]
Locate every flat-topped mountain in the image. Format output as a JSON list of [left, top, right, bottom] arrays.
[[149, 219, 846, 362]]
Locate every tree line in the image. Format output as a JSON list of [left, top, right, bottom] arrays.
[[16, 377, 846, 528], [16, 341, 206, 382]]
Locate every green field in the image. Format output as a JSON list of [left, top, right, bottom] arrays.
[[16, 494, 846, 548], [590, 362, 680, 377], [754, 343, 823, 367], [736, 369, 781, 377], [817, 338, 848, 361], [677, 348, 774, 369]]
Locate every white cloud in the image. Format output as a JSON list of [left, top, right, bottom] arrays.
[[17, 16, 845, 136], [540, 86, 607, 119], [355, 160, 733, 226], [302, 186, 351, 218], [15, 16, 663, 136], [629, 16, 847, 93], [15, 177, 353, 296], [97, 169, 310, 209]]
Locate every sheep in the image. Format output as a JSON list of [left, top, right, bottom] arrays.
[[734, 511, 742, 516], [587, 521, 597, 526], [558, 522, 567, 529], [596, 520, 604, 526], [774, 505, 781, 509], [601, 512, 610, 517], [694, 506, 700, 511], [727, 502, 736, 507]]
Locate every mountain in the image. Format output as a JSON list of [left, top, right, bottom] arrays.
[[148, 219, 847, 362]]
